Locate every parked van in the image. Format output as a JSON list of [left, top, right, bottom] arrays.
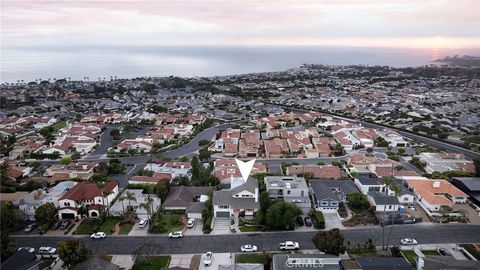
[[139, 219, 148, 228]]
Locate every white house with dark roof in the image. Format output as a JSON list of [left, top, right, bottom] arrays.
[[310, 180, 359, 213], [212, 177, 259, 218]]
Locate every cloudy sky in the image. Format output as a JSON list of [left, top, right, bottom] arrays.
[[1, 0, 479, 48]]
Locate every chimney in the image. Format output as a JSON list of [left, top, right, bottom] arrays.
[[433, 181, 441, 188], [255, 187, 259, 203], [82, 164, 88, 170]]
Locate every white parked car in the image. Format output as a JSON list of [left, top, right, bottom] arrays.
[[280, 241, 299, 250], [139, 219, 148, 228], [400, 238, 418, 245], [18, 247, 35, 253], [187, 218, 195, 228], [90, 232, 106, 239], [168, 231, 184, 238], [241, 245, 258, 252], [203, 251, 213, 266], [38, 247, 56, 254]]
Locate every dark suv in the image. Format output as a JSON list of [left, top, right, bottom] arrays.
[[295, 216, 304, 226]]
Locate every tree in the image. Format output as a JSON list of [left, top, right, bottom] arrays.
[[60, 156, 72, 165], [124, 191, 137, 210], [265, 202, 302, 230], [34, 202, 58, 229], [156, 180, 169, 201], [58, 240, 91, 269], [348, 192, 369, 210], [312, 228, 346, 255], [397, 148, 405, 155], [140, 194, 154, 221], [191, 156, 201, 182], [199, 147, 211, 162], [366, 147, 373, 154]]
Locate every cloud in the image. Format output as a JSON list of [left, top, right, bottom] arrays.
[[1, 0, 479, 48]]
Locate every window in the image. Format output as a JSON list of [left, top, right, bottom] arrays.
[[287, 190, 291, 195]]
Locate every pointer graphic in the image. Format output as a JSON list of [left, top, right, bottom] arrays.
[[235, 158, 256, 182]]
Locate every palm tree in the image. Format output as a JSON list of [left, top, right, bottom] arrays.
[[140, 194, 154, 221], [119, 195, 126, 215], [125, 191, 136, 212]]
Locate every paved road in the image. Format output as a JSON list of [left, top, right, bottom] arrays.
[[279, 104, 480, 159], [11, 224, 480, 255], [159, 123, 234, 159]]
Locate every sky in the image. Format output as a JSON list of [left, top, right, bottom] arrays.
[[1, 0, 479, 49]]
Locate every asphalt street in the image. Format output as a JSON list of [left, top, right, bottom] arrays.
[[278, 104, 480, 159], [11, 224, 480, 255]]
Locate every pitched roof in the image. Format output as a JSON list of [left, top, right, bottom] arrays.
[[163, 186, 212, 209], [59, 181, 117, 201], [212, 178, 259, 209], [407, 179, 468, 205]]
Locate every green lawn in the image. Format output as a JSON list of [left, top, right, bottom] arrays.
[[98, 218, 120, 234], [236, 253, 270, 265], [74, 218, 120, 235], [239, 225, 262, 232], [149, 213, 183, 233], [421, 250, 440, 256], [119, 223, 134, 235], [74, 219, 102, 235], [132, 256, 171, 270], [401, 250, 417, 265], [52, 120, 67, 132], [460, 244, 480, 260]]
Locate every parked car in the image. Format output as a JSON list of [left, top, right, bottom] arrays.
[[439, 248, 449, 256], [168, 231, 184, 238], [90, 232, 106, 239], [60, 220, 72, 230], [304, 216, 312, 227], [295, 216, 304, 226], [18, 247, 35, 253], [38, 247, 56, 254], [240, 245, 258, 252], [138, 219, 148, 228], [24, 222, 37, 233], [51, 220, 62, 230], [187, 218, 195, 228], [280, 241, 299, 250], [400, 238, 418, 245], [203, 251, 213, 266]]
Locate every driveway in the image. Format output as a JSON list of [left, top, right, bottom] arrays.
[[170, 254, 194, 269], [323, 212, 345, 230], [184, 219, 204, 235], [128, 221, 149, 236], [199, 252, 233, 270]]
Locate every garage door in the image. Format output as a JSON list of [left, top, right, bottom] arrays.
[[61, 213, 75, 219], [216, 211, 230, 218]]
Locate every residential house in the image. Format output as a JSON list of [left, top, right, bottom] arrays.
[[417, 152, 475, 174], [58, 181, 119, 219], [452, 177, 480, 207], [214, 158, 267, 185], [212, 177, 259, 218], [264, 138, 288, 158], [264, 176, 311, 214], [14, 181, 77, 220], [310, 180, 359, 213], [272, 254, 340, 270], [115, 137, 154, 153], [146, 162, 191, 181], [108, 189, 161, 220], [45, 162, 98, 181], [406, 178, 468, 216], [353, 257, 413, 270], [163, 186, 212, 219]]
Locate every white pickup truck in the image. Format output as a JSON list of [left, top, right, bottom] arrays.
[[279, 241, 300, 250]]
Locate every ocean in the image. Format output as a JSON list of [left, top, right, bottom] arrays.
[[1, 45, 479, 82]]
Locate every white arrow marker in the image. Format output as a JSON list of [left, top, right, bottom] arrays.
[[235, 158, 256, 182]]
